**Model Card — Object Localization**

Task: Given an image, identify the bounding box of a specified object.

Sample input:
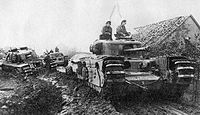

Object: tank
[65,36,196,99]
[49,52,68,66]
[90,39,162,92]
[89,39,196,99]
[2,47,43,77]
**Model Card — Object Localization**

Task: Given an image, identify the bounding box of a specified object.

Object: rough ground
[40,72,121,115]
[0,71,20,100]
[43,72,200,115]
[0,70,200,115]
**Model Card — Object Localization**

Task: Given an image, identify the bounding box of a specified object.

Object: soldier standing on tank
[116,20,131,39]
[100,21,112,40]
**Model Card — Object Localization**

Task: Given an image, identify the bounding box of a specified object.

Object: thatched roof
[132,16,188,46]
[132,15,200,59]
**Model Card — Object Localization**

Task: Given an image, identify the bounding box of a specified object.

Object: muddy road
[44,72,200,115]
[0,70,199,115]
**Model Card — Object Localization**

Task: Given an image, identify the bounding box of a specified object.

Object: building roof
[132,16,189,46]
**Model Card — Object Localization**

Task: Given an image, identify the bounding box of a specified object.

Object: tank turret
[90,39,146,58]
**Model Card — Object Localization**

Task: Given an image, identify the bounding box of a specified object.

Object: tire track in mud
[0,72,20,100]
[37,71,200,115]
[152,104,188,115]
[115,102,189,115]
[39,72,121,115]
[162,101,200,115]
[112,96,200,115]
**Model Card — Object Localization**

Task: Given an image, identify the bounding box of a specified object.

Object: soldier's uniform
[44,55,51,70]
[82,62,89,81]
[116,25,130,37]
[100,26,112,40]
[82,66,89,81]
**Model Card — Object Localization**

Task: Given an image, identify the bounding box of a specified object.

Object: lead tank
[90,39,162,93]
[90,39,196,99]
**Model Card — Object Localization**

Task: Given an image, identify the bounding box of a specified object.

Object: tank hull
[2,62,33,77]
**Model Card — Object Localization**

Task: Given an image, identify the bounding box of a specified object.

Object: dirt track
[40,72,121,115]
[43,72,200,115]
[0,72,20,100]
[0,71,200,115]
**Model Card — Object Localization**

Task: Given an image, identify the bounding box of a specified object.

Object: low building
[132,15,200,59]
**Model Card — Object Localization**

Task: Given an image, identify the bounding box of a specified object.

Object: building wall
[182,16,200,48]
[148,16,200,59]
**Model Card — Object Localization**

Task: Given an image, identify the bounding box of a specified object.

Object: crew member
[44,54,51,70]
[100,21,112,40]
[44,53,52,76]
[82,61,89,82]
[116,20,131,39]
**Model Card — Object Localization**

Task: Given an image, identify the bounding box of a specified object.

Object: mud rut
[41,71,200,115]
[0,70,200,115]
[113,100,199,114]
[108,91,200,115]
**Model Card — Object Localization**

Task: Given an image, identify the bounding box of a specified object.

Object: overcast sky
[0,0,200,54]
